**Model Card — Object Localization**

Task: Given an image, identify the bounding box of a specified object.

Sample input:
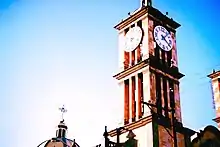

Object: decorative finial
[213,69,216,73]
[59,105,67,121]
[141,0,152,7]
[147,0,152,6]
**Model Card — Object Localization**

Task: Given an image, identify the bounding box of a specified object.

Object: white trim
[212,77,220,81]
[135,75,139,120]
[118,14,148,34]
[117,66,149,83]
[129,77,132,123]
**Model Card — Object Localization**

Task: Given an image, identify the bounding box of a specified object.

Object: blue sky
[0,0,220,147]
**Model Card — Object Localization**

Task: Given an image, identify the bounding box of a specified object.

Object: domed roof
[38,106,80,147]
[42,119,80,147]
[44,138,80,147]
[44,141,64,147]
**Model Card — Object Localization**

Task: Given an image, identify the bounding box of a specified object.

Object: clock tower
[106,0,188,147]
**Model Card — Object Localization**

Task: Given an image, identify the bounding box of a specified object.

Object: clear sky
[0,0,220,147]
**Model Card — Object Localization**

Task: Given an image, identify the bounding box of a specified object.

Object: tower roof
[114,6,180,31]
[208,70,220,79]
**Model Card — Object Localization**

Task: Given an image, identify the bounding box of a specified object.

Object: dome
[38,119,80,147]
[44,138,80,147]
[37,106,80,147]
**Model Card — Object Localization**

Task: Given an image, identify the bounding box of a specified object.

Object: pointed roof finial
[213,69,216,73]
[59,105,67,121]
[141,0,152,7]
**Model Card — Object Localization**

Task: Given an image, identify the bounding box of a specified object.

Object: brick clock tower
[107,1,189,147]
[208,70,220,128]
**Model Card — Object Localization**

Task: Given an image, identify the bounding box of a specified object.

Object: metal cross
[59,105,67,121]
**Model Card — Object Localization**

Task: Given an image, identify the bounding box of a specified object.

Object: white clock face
[124,26,143,52]
[153,25,173,51]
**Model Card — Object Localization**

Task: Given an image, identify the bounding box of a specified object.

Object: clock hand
[161,35,171,48]
[164,31,169,38]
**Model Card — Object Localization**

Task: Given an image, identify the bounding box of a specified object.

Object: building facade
[208,70,220,128]
[103,0,195,147]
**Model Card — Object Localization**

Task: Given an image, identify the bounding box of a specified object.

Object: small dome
[44,141,63,147]
[44,138,80,147]
[38,106,80,147]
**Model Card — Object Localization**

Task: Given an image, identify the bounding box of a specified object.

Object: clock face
[124,26,143,52]
[153,25,173,51]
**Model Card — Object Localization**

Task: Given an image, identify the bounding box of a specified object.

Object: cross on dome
[59,105,67,121]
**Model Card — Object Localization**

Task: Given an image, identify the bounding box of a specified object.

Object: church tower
[107,0,186,147]
[208,70,220,129]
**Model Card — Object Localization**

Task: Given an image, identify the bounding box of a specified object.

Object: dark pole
[116,127,125,147]
[170,88,177,147]
[116,128,120,145]
[103,126,109,147]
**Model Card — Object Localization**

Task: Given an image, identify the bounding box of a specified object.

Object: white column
[129,78,133,123]
[212,80,220,117]
[135,74,139,120]
[141,17,149,60]
[145,122,154,147]
[118,31,125,72]
[118,80,125,123]
[142,67,151,117]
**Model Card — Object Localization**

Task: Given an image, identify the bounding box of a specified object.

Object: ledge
[213,117,220,123]
[113,56,184,81]
[108,115,152,137]
[113,59,149,80]
[149,55,185,80]
[208,70,220,79]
